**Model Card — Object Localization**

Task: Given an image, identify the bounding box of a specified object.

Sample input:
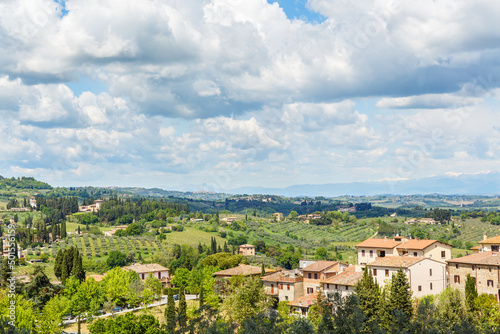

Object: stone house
[123,263,169,281]
[238,244,255,256]
[355,237,403,265]
[288,293,318,317]
[261,270,303,302]
[447,251,500,301]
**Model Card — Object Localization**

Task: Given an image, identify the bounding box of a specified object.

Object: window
[490,268,492,273]
[287,284,290,291]
[346,286,349,291]
[314,273,318,280]
[454,275,460,284]
[418,286,422,292]
[413,252,417,257]
[308,273,311,279]
[430,283,433,290]
[487,280,494,287]
[492,246,499,252]
[362,249,365,257]
[430,269,432,276]
[456,264,459,269]
[307,287,314,294]
[285,296,288,301]
[373,269,377,276]
[280,284,283,290]
[472,266,475,271]
[370,250,373,258]
[385,269,389,277]
[271,284,274,294]
[326,284,329,289]
[335,284,338,290]
[441,251,446,258]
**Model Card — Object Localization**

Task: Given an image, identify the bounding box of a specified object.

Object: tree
[261,262,265,277]
[389,267,413,319]
[354,266,380,321]
[165,289,176,333]
[24,265,61,309]
[142,274,162,306]
[72,249,85,281]
[465,273,478,313]
[315,247,328,260]
[102,267,138,306]
[220,277,272,325]
[199,281,205,307]
[171,268,191,288]
[0,258,11,287]
[106,250,127,268]
[178,286,187,328]
[435,287,466,330]
[286,317,315,334]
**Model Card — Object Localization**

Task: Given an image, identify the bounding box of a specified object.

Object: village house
[321,267,363,297]
[288,293,317,317]
[477,233,500,252]
[261,270,303,302]
[272,212,284,221]
[396,239,452,263]
[238,244,255,256]
[79,199,104,213]
[29,196,37,209]
[123,263,169,281]
[447,251,500,301]
[221,217,238,224]
[355,237,403,265]
[302,260,348,295]
[212,264,276,279]
[299,259,318,269]
[103,225,128,236]
[369,255,446,298]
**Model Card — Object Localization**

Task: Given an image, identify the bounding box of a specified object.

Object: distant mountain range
[227,172,500,197]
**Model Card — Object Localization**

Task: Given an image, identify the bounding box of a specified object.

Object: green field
[162,227,226,247]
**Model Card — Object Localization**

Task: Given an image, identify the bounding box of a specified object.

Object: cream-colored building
[369,255,446,298]
[355,237,403,265]
[396,239,452,263]
[238,244,255,256]
[302,260,348,295]
[321,267,363,297]
[261,270,303,302]
[478,234,500,252]
[123,263,170,281]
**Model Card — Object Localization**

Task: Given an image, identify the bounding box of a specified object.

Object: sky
[1,0,500,192]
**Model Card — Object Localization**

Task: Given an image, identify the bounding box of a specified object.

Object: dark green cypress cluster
[55,246,85,284]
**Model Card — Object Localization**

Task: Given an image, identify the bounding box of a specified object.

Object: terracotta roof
[369,255,425,268]
[123,263,169,274]
[87,275,104,282]
[470,246,482,250]
[239,244,255,248]
[447,252,500,265]
[355,238,401,249]
[302,260,338,272]
[261,270,303,283]
[321,270,363,286]
[479,235,500,245]
[213,264,276,277]
[396,239,442,250]
[288,293,318,308]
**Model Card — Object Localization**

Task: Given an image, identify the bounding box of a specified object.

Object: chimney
[384,236,387,241]
[484,232,488,241]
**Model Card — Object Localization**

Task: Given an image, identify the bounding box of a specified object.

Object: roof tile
[355,238,401,249]
[447,251,500,265]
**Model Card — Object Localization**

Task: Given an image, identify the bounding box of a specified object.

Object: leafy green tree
[38,294,69,334]
[106,250,127,268]
[315,247,328,260]
[389,267,413,319]
[24,265,61,309]
[127,278,144,307]
[187,269,203,296]
[102,267,138,306]
[465,273,478,313]
[0,316,30,334]
[286,317,315,334]
[220,277,272,325]
[89,312,162,334]
[0,290,36,332]
[435,287,466,330]
[0,258,11,287]
[475,293,500,331]
[142,274,162,306]
[171,267,191,288]
[354,266,380,321]
[199,281,205,307]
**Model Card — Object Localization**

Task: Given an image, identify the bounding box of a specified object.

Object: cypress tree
[198,243,203,254]
[178,286,187,328]
[261,262,265,277]
[165,289,176,333]
[389,267,413,319]
[72,250,85,281]
[199,282,204,307]
[378,286,391,330]
[54,249,63,278]
[60,221,67,239]
[1,258,11,287]
[354,266,380,321]
[465,274,477,313]
[223,242,229,253]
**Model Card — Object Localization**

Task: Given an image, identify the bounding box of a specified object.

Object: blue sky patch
[267,0,326,24]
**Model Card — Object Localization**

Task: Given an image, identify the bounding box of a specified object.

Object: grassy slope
[162,227,226,247]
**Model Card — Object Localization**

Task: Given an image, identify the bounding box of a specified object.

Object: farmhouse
[238,244,255,256]
[212,264,276,279]
[123,263,169,281]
